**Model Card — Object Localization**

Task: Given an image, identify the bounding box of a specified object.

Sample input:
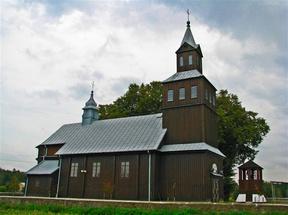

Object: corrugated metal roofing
[181,22,197,49]
[162,70,203,83]
[159,142,225,157]
[26,160,59,175]
[40,113,166,155]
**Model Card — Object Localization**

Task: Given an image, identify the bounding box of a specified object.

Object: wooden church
[25,18,225,201]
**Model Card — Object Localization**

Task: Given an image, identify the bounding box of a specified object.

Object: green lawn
[0,202,286,215]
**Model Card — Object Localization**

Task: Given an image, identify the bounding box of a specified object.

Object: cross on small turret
[186,9,190,21]
[91,81,95,92]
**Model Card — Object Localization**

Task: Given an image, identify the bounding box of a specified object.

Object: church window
[179,88,185,100]
[70,162,78,177]
[92,162,101,178]
[191,86,198,98]
[120,161,129,178]
[205,89,208,100]
[189,55,193,65]
[167,89,174,102]
[179,56,184,66]
[209,92,212,104]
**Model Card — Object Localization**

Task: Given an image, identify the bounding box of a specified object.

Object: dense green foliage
[217,90,270,200]
[99,82,162,119]
[0,168,26,192]
[263,181,288,198]
[0,202,286,215]
[98,82,270,200]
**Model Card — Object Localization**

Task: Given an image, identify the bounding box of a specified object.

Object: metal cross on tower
[91,81,95,92]
[186,9,190,21]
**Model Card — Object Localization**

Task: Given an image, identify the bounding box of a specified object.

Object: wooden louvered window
[120,161,129,178]
[70,162,78,177]
[92,162,101,178]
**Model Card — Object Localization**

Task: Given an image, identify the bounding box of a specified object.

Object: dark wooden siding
[67,157,85,198]
[58,152,152,200]
[203,152,224,200]
[159,152,205,201]
[47,144,63,156]
[163,106,204,144]
[162,77,217,147]
[176,46,202,73]
[27,172,58,197]
[159,151,223,201]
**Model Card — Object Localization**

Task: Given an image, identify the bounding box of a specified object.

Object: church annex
[25,19,225,201]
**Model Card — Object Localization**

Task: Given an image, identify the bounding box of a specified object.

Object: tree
[217,90,270,200]
[98,83,270,200]
[99,81,162,119]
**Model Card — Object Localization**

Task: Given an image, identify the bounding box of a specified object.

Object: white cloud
[0,1,287,182]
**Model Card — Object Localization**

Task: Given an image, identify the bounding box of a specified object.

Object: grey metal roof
[26,160,59,175]
[162,70,203,83]
[41,113,166,155]
[181,21,197,49]
[158,142,225,157]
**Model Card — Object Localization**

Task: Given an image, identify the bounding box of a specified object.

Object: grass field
[0,202,287,215]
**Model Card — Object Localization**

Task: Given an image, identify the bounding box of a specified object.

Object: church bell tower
[162,16,218,148]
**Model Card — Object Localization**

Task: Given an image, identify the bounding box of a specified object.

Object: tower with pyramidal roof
[162,18,217,148]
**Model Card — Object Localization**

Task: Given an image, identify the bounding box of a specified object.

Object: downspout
[148,151,151,201]
[24,177,29,196]
[44,145,47,160]
[56,156,62,198]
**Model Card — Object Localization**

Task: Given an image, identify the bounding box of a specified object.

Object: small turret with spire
[82,82,99,125]
[176,9,203,73]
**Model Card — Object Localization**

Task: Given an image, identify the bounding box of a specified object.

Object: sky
[0,0,287,182]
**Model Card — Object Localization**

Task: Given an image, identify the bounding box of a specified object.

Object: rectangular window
[179,56,183,66]
[70,162,78,177]
[92,162,101,178]
[120,161,129,178]
[191,86,197,98]
[205,89,208,100]
[212,95,216,106]
[167,89,174,102]
[35,180,40,187]
[209,92,212,104]
[189,55,193,65]
[253,170,258,180]
[179,88,185,100]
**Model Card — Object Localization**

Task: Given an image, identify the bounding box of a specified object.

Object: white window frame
[92,162,101,178]
[189,55,193,65]
[191,86,198,99]
[179,88,185,100]
[167,89,174,102]
[70,162,78,177]
[179,56,184,67]
[120,161,129,178]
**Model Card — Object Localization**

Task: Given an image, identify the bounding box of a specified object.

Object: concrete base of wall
[0,196,287,212]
